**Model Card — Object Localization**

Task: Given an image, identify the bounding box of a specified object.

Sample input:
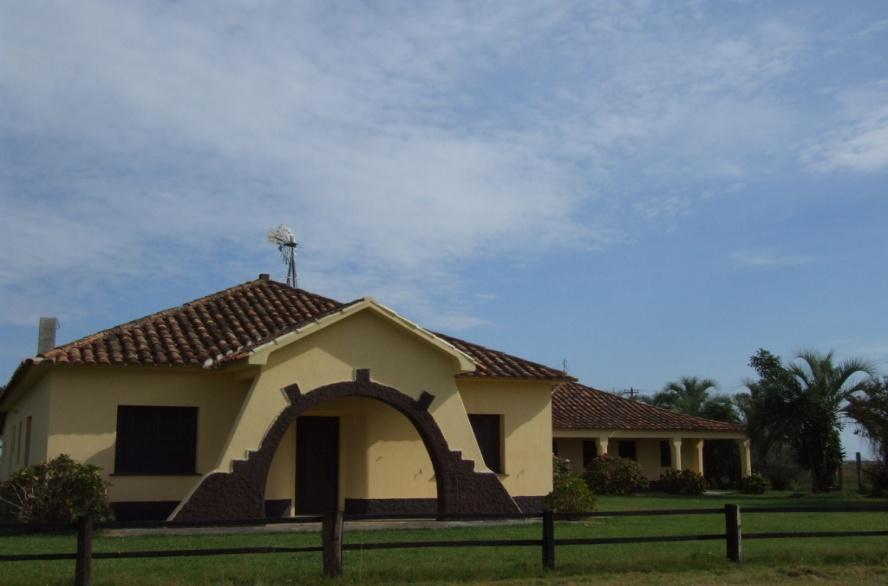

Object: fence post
[323,511,343,578]
[725,504,741,563]
[75,514,93,586]
[542,509,555,570]
[857,452,864,493]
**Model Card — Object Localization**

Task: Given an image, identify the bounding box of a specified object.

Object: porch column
[595,437,609,457]
[737,438,752,477]
[670,438,682,471]
[692,439,704,476]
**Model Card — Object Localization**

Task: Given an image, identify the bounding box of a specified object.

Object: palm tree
[845,377,888,465]
[651,376,721,418]
[786,351,876,492]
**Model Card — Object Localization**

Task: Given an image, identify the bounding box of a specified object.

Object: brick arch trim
[172,369,518,521]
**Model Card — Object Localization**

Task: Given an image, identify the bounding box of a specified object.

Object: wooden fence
[2,504,888,585]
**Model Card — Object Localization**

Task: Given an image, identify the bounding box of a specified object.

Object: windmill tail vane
[267,225,298,288]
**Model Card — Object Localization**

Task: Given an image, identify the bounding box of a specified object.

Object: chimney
[37,317,58,355]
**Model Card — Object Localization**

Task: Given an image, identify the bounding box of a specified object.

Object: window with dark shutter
[618,440,637,461]
[660,440,672,467]
[468,414,502,474]
[114,406,198,475]
[582,440,598,469]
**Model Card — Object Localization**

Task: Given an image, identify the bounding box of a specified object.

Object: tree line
[637,349,887,493]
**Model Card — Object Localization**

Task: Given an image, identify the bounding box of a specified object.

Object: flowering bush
[584,455,649,495]
[0,455,114,523]
[545,456,596,513]
[659,469,706,495]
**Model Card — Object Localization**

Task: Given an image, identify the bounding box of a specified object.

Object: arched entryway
[173,369,518,521]
[264,394,440,516]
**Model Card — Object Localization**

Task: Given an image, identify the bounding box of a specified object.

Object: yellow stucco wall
[457,379,554,497]
[555,437,583,472]
[266,422,296,509]
[44,367,248,502]
[215,307,488,483]
[0,371,52,480]
[635,439,664,480]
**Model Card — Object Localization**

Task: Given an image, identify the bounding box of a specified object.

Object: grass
[2,489,888,584]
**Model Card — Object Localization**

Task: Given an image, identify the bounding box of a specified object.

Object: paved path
[103,518,537,538]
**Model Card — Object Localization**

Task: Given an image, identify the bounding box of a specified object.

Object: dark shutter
[582,440,598,469]
[114,406,198,475]
[468,414,502,474]
[618,440,637,461]
[660,440,672,467]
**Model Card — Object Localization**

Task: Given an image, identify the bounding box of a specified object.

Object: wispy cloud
[805,81,888,173]
[858,18,888,39]
[0,1,879,333]
[730,250,819,268]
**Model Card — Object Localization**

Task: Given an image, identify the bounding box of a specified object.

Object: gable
[259,306,472,395]
[245,299,476,374]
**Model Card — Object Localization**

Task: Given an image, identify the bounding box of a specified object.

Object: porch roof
[553,382,745,433]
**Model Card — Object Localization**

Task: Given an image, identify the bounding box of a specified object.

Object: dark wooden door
[295,416,340,514]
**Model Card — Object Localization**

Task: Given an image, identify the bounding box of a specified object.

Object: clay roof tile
[37,278,567,381]
[553,382,745,433]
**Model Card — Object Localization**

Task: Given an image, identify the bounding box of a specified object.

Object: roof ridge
[43,278,343,360]
[261,278,345,309]
[41,278,263,357]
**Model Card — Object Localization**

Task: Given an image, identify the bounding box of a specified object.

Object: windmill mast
[284,239,297,288]
[267,225,299,288]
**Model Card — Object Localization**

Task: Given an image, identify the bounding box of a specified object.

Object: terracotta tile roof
[32,277,567,382]
[436,333,570,381]
[553,382,745,433]
[41,278,342,368]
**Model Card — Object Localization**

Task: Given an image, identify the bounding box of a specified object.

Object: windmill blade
[266,224,299,288]
[267,224,295,245]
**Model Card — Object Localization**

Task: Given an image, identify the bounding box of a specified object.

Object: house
[0,276,748,521]
[552,382,750,480]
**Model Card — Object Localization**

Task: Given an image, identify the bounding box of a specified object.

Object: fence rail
[2,504,888,585]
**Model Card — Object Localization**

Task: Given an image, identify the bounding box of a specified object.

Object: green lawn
[2,490,888,585]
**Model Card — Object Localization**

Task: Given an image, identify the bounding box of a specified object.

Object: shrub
[755,443,807,491]
[864,461,888,496]
[659,469,706,495]
[545,456,596,513]
[0,454,114,524]
[737,473,769,494]
[584,455,649,495]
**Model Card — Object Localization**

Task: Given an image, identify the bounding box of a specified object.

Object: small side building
[552,382,750,480]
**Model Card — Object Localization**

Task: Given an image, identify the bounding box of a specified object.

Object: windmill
[267,225,299,288]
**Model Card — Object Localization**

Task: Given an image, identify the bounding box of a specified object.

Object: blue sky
[2,1,887,456]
